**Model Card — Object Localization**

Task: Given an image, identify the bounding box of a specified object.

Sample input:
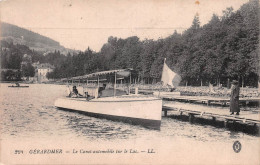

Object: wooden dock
[135,90,260,106]
[161,95,260,106]
[163,102,260,127]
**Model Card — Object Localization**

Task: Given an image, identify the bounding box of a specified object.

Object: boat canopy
[61,68,133,82]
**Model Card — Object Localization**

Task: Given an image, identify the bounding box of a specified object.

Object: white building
[33,62,54,83]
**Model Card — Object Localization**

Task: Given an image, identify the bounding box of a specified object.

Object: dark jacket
[230,84,240,112]
[73,88,79,95]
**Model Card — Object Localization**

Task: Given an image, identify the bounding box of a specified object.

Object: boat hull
[8,86,29,88]
[55,96,162,129]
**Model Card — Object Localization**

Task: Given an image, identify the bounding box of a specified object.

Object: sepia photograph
[0,0,259,164]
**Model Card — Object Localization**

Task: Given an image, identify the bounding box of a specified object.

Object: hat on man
[231,80,239,84]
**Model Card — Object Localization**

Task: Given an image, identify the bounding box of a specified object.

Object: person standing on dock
[230,80,240,115]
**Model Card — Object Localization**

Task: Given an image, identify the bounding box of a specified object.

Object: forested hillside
[1,0,259,86]
[1,22,75,54]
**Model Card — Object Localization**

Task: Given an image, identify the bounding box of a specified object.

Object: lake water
[0,83,259,164]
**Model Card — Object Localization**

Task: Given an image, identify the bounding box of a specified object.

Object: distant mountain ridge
[0,22,76,54]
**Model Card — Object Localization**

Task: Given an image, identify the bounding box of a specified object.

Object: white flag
[161,59,181,87]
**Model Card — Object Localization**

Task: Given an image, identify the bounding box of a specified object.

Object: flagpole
[159,58,167,98]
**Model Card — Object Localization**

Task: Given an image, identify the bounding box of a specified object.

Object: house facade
[32,62,54,83]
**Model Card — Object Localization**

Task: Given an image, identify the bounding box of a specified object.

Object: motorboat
[54,69,162,129]
[55,95,162,129]
[8,85,29,88]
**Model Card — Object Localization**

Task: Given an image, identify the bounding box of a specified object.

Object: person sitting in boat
[85,91,95,101]
[15,82,20,87]
[70,86,83,97]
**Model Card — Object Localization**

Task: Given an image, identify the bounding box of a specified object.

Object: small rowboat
[8,85,29,88]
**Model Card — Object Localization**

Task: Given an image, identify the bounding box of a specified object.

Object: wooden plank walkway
[135,90,260,106]
[163,102,260,125]
[161,95,260,106]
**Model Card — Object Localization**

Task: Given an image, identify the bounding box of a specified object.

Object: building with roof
[33,62,55,83]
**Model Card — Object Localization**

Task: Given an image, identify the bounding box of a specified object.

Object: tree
[191,14,200,30]
[222,7,234,20]
[21,63,35,79]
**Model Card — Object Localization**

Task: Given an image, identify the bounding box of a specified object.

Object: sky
[0,0,249,51]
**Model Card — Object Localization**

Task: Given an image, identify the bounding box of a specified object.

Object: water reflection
[0,83,258,143]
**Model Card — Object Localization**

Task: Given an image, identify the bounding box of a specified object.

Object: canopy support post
[97,76,99,87]
[130,73,131,84]
[129,72,131,94]
[114,72,117,97]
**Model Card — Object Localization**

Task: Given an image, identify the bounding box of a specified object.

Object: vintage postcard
[0,0,259,164]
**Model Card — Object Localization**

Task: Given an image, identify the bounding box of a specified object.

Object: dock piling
[212,117,216,122]
[189,113,194,123]
[224,120,229,128]
[164,110,168,117]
